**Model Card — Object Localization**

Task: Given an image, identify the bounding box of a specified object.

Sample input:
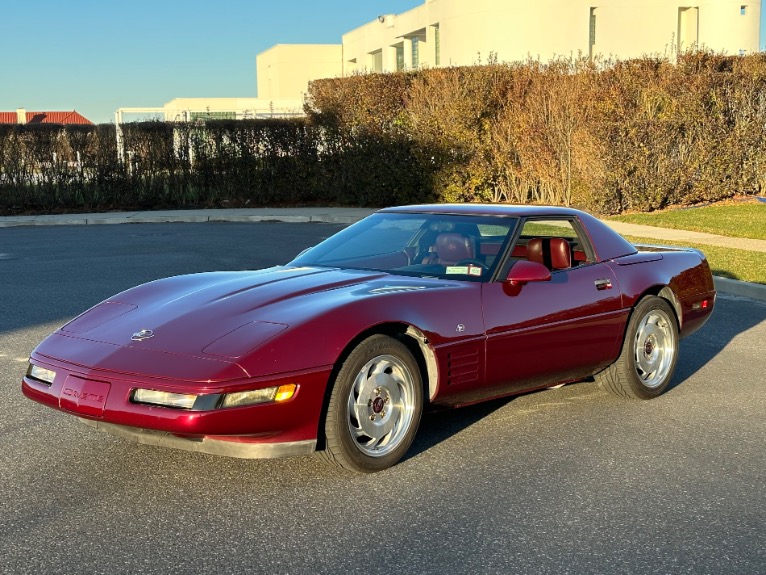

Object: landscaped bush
[2,51,766,215]
[308,52,766,213]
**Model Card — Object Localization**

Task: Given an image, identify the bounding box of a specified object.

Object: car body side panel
[607,250,716,337]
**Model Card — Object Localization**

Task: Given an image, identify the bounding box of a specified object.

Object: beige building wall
[699,1,761,55]
[255,0,759,99]
[341,0,761,75]
[589,1,760,58]
[256,44,343,101]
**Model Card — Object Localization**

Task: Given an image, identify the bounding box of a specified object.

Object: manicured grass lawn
[609,202,766,240]
[626,235,766,285]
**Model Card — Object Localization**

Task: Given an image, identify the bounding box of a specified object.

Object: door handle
[595,278,612,290]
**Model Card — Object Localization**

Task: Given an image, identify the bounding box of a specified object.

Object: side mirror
[505,261,551,285]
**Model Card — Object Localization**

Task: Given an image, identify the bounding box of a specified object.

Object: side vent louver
[447,347,479,386]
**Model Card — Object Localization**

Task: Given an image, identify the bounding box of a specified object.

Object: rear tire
[321,334,423,473]
[596,296,679,400]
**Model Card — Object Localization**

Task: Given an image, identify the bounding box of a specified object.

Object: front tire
[322,334,423,473]
[596,296,679,400]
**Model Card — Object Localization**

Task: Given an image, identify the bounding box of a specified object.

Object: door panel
[482,263,626,392]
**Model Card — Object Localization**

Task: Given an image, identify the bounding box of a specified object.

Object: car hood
[57,266,387,356]
[35,266,473,381]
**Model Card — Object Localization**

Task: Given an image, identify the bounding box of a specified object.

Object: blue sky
[1,0,764,124]
[0,0,418,123]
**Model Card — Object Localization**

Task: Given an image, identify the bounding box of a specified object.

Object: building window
[370,50,383,72]
[740,5,747,15]
[678,7,699,53]
[395,43,405,71]
[412,37,420,68]
[589,8,596,57]
[434,25,440,65]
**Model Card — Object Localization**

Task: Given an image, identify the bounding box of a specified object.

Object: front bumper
[22,353,332,458]
[80,419,317,459]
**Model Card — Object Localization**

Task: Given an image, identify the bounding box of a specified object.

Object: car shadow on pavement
[667,294,766,393]
[405,397,514,461]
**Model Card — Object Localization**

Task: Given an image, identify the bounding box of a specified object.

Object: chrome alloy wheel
[633,308,676,389]
[346,354,417,457]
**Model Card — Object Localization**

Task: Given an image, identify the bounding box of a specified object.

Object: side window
[475,223,514,269]
[514,219,593,270]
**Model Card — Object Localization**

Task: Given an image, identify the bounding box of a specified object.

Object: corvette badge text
[61,388,105,403]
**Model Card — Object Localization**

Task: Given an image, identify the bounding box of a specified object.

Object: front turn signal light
[274,384,297,402]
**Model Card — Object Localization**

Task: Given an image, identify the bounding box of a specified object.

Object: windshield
[290,212,518,281]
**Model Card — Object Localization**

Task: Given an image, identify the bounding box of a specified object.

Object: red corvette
[23,205,715,472]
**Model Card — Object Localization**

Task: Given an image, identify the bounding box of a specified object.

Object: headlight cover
[131,384,297,410]
[133,388,198,410]
[27,363,57,385]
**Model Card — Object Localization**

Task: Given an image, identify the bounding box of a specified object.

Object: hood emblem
[131,329,155,341]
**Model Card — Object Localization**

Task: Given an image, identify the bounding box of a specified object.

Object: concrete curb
[713,276,766,303]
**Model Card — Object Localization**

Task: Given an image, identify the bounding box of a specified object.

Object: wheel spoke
[636,352,654,377]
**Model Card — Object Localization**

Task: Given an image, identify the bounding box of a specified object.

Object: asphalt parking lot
[1,222,764,575]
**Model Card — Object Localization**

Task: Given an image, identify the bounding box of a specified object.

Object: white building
[259,0,760,99]
[160,97,304,120]
[256,45,343,101]
[115,97,305,129]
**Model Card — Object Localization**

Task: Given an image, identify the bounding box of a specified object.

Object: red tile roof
[0,110,94,125]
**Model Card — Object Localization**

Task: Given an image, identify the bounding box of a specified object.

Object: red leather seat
[425,233,476,265]
[526,238,572,270]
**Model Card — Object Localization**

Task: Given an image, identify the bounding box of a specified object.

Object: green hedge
[307,52,766,213]
[2,51,766,215]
